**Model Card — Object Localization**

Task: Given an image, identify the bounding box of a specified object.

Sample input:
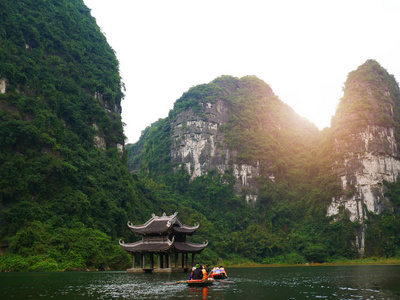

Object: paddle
[163,280,187,285]
[219,280,234,283]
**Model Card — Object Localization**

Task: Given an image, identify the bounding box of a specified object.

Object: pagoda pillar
[141,253,145,268]
[181,253,184,268]
[185,253,188,268]
[175,253,178,269]
[168,253,171,268]
[150,254,154,269]
[132,254,136,268]
[158,253,162,269]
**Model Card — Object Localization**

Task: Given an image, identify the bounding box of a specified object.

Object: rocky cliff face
[169,80,260,200]
[327,60,400,254]
[94,91,124,152]
[129,75,317,201]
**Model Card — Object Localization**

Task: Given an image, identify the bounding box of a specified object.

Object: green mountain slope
[0,0,152,271]
[1,1,399,270]
[332,59,400,136]
[328,60,400,257]
[127,75,359,264]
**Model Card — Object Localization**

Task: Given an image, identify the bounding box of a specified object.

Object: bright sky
[83,0,400,144]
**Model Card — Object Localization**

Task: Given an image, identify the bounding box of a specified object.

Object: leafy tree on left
[0,0,152,271]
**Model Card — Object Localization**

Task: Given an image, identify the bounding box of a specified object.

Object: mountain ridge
[1,0,399,271]
[128,59,400,260]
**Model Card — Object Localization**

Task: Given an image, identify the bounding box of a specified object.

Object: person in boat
[189,266,196,280]
[201,265,208,279]
[205,264,210,273]
[210,267,219,278]
[192,264,204,280]
[219,266,228,278]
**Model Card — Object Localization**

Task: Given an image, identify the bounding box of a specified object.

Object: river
[1,265,400,299]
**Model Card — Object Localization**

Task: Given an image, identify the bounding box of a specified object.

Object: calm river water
[1,265,400,299]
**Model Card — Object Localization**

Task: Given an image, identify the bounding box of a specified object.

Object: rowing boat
[212,273,227,280]
[187,278,214,287]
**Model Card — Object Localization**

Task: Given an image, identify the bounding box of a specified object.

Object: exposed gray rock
[93,92,124,151]
[170,99,260,199]
[0,78,6,94]
[327,60,400,255]
[328,125,400,254]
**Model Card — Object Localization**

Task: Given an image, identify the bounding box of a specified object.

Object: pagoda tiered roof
[127,212,199,235]
[173,241,208,253]
[119,238,174,252]
[119,238,208,253]
[120,212,208,254]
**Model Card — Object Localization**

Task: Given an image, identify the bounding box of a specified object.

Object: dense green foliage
[127,75,368,265]
[0,0,152,271]
[2,1,400,271]
[365,180,400,258]
[332,60,400,138]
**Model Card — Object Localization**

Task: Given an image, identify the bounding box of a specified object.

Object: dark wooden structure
[119,212,208,273]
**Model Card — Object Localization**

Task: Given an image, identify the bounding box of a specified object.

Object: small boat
[187,278,214,287]
[212,273,227,280]
[210,267,228,280]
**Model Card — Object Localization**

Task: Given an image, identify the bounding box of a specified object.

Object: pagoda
[119,212,208,273]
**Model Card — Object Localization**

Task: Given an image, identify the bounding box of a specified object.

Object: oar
[220,280,234,283]
[163,280,187,285]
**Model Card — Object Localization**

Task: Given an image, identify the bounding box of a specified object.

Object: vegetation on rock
[128,72,389,265]
[1,0,400,271]
[0,0,151,271]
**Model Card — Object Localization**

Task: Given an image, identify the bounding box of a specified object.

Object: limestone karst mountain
[128,75,320,201]
[327,60,400,254]
[1,0,399,271]
[128,60,400,258]
[0,0,152,271]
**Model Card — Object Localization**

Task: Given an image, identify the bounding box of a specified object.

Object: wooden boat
[212,273,227,280]
[187,278,214,287]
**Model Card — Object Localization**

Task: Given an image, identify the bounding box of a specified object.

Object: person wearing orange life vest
[201,265,208,279]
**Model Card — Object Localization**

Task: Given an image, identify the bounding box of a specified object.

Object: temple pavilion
[119,212,208,273]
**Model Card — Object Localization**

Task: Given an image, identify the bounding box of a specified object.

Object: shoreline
[224,258,400,268]
[2,257,400,272]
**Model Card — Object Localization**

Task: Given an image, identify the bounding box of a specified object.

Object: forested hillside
[1,0,399,272]
[0,0,154,271]
[127,75,366,265]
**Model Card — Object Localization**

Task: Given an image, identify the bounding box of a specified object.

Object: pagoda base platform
[126,268,145,273]
[127,268,190,273]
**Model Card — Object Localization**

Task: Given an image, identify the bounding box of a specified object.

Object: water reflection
[1,266,400,299]
[232,265,400,299]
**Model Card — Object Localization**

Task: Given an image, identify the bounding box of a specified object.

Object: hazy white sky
[83,0,400,144]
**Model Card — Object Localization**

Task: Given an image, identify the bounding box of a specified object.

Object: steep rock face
[328,126,400,220]
[93,91,124,151]
[327,60,400,254]
[169,86,260,199]
[128,75,319,201]
[0,78,6,94]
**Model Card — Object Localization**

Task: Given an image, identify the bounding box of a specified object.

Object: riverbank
[2,254,400,272]
[224,257,400,268]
